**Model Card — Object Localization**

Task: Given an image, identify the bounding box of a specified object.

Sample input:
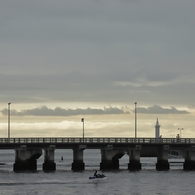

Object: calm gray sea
[0,149,194,195]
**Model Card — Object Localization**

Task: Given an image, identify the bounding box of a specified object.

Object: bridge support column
[100,145,124,170]
[128,145,142,171]
[71,145,86,171]
[156,145,170,171]
[183,147,195,170]
[43,145,56,171]
[13,145,42,172]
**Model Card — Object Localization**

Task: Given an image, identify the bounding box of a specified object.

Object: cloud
[137,105,189,114]
[1,106,128,117]
[1,104,189,117]
[0,0,195,116]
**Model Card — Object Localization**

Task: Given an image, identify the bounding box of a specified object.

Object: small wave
[0,180,75,186]
[38,178,72,183]
[0,182,32,186]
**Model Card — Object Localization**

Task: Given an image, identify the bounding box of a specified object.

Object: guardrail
[0,138,195,144]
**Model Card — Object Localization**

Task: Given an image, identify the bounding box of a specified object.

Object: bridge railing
[0,138,195,144]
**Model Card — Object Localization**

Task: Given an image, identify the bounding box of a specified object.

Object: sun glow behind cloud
[0,120,133,138]
[0,104,193,138]
[0,110,194,138]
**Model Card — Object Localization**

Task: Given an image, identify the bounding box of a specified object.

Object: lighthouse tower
[155,118,160,138]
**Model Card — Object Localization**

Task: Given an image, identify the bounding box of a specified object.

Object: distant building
[155,118,160,138]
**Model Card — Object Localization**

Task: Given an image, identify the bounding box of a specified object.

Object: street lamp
[178,128,184,138]
[8,102,11,139]
[81,118,84,142]
[134,102,137,139]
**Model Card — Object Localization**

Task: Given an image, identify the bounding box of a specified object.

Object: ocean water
[0,149,194,195]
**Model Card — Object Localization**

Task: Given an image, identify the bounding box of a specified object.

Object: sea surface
[0,149,194,195]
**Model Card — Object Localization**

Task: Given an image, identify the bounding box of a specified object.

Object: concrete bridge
[1,137,195,171]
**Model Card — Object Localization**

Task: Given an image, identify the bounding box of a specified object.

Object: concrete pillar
[156,145,170,171]
[128,145,142,171]
[100,145,124,170]
[43,145,56,171]
[71,145,86,171]
[13,145,42,172]
[183,147,195,170]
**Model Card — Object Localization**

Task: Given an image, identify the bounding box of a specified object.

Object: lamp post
[8,102,11,139]
[134,102,137,139]
[81,118,84,142]
[178,128,184,138]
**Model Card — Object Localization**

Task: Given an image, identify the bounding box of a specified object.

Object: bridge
[0,137,195,172]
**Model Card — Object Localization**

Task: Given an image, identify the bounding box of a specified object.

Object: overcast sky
[0,0,195,138]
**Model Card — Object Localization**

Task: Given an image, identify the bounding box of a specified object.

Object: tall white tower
[155,118,160,138]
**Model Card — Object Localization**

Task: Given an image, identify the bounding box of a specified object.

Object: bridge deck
[0,138,194,149]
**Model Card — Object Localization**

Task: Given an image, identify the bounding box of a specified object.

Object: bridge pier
[100,145,124,170]
[183,147,195,170]
[71,145,86,171]
[13,145,42,172]
[156,145,170,171]
[128,145,142,171]
[43,145,56,171]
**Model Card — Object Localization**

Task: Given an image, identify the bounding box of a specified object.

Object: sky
[0,0,195,138]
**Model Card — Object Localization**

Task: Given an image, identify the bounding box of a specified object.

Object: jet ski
[89,174,108,179]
